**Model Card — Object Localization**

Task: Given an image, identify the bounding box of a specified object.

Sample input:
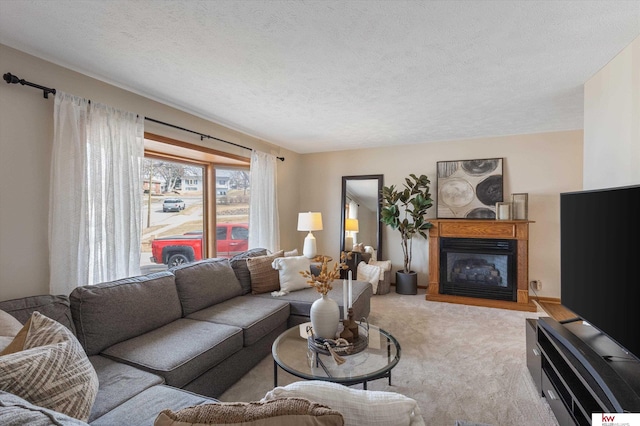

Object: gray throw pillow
[230,248,268,294]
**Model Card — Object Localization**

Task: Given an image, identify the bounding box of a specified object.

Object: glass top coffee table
[272,322,400,390]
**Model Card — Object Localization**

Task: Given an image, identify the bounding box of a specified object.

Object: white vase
[310,294,340,340]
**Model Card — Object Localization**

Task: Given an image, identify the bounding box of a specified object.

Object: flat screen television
[560,184,640,361]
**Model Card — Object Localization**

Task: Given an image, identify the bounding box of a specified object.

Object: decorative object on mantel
[495,201,511,220]
[301,253,349,339]
[436,158,504,219]
[511,193,528,220]
[381,174,433,295]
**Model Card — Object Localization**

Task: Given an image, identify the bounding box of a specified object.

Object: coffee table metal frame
[272,322,400,390]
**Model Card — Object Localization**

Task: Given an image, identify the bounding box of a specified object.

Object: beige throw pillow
[0,309,23,353]
[247,250,284,294]
[155,397,344,426]
[0,312,99,422]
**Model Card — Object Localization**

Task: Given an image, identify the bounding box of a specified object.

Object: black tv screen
[560,185,640,361]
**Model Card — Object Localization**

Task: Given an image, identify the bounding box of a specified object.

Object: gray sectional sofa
[0,251,373,425]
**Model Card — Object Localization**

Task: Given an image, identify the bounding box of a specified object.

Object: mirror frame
[340,174,384,260]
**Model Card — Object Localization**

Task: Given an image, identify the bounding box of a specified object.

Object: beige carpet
[220,288,559,426]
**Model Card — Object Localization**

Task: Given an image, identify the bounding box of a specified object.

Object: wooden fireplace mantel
[426,219,537,312]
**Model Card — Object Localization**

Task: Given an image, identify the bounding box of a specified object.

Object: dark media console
[526,317,640,426]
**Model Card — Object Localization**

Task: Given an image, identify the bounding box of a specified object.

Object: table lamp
[297,212,323,258]
[344,218,359,251]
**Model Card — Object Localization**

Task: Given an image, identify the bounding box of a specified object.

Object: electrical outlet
[530,280,542,291]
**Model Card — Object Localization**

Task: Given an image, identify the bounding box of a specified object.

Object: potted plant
[380,174,433,294]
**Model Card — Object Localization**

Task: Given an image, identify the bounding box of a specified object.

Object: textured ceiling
[0,1,638,154]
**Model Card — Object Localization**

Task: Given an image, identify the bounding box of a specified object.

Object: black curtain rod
[3,72,284,162]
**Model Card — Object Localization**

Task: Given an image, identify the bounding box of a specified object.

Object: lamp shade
[345,218,359,232]
[297,212,323,232]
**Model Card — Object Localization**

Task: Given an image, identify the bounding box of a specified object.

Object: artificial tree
[380,174,433,293]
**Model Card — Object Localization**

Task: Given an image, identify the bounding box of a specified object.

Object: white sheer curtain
[49,91,144,294]
[248,150,280,252]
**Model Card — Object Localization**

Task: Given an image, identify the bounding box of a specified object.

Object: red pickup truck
[150,223,249,267]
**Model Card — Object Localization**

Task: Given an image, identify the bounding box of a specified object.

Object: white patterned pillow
[0,312,99,422]
[263,381,425,426]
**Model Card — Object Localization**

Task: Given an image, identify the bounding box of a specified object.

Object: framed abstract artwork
[436,158,504,219]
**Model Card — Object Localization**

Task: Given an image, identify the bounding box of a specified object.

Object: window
[215,167,250,257]
[141,134,250,272]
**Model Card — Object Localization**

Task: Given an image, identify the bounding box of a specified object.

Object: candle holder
[347,308,359,340]
[339,318,354,343]
[511,193,528,220]
[495,202,511,220]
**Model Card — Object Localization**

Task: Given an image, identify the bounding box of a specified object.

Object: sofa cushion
[172,258,243,316]
[101,318,243,388]
[230,248,269,294]
[0,390,89,426]
[263,381,424,426]
[87,355,164,422]
[0,294,75,334]
[155,398,344,426]
[70,271,182,356]
[187,296,290,346]
[0,312,99,422]
[90,384,215,426]
[247,250,285,294]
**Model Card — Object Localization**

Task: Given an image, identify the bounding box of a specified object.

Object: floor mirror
[340,175,383,260]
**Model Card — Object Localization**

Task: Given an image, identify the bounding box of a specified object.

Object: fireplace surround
[427,219,536,311]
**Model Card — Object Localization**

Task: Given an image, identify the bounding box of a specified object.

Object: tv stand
[526,317,640,425]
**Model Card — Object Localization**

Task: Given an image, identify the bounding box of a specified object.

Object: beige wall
[0,43,589,302]
[0,44,300,300]
[298,131,584,299]
[584,35,640,189]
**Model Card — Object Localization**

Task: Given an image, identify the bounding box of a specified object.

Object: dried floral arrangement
[300,252,351,295]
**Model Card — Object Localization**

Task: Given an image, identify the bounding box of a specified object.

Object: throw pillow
[0,309,23,353]
[352,243,364,252]
[263,381,425,426]
[284,248,299,257]
[271,256,312,296]
[247,250,284,294]
[0,316,30,355]
[0,312,99,422]
[155,397,344,426]
[230,248,269,294]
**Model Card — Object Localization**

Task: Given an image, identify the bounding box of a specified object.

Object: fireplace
[440,238,517,301]
[426,219,536,312]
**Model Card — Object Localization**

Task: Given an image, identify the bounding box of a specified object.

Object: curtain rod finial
[3,72,20,84]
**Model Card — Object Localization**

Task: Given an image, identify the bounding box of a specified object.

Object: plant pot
[310,294,340,339]
[395,271,417,295]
